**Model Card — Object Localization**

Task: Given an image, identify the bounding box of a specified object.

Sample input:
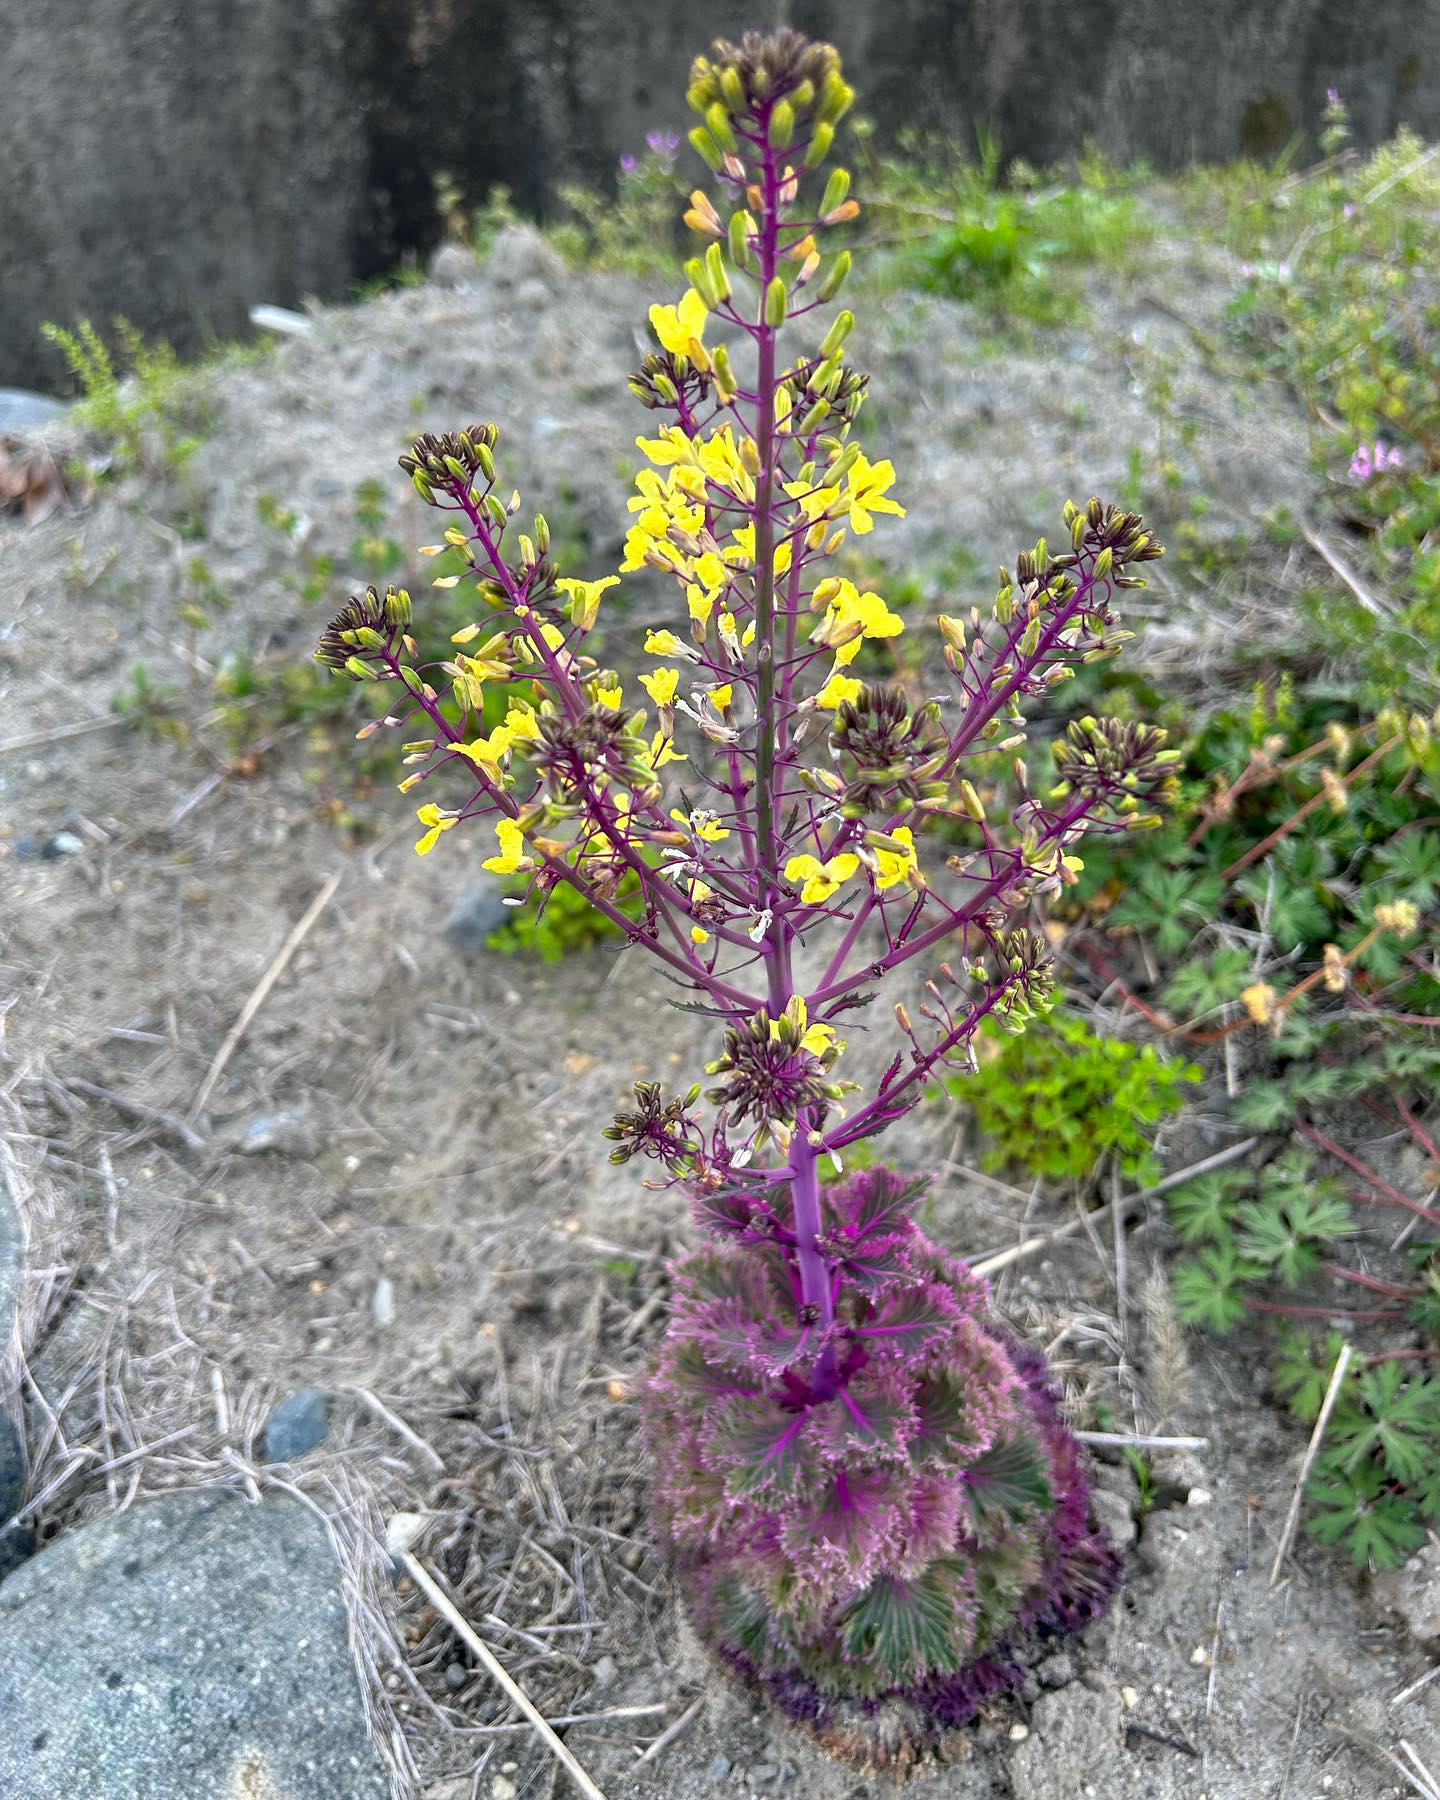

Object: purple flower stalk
[320,27,1171,1758]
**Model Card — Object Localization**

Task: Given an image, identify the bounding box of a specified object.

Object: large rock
[0,1489,388,1798]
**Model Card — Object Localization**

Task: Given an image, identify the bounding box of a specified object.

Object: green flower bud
[820,309,854,358]
[344,655,378,682]
[688,126,724,172]
[820,168,851,217]
[816,249,851,302]
[704,241,732,302]
[728,210,754,267]
[806,120,835,167]
[705,102,738,154]
[685,256,719,308]
[719,66,746,114]
[764,276,788,328]
[769,99,794,148]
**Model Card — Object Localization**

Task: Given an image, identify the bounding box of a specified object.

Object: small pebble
[444,1662,467,1691]
[1190,1645,1209,1665]
[706,1752,732,1783]
[491,1779,516,1800]
[1121,1685,1139,1709]
[373,1277,396,1327]
[752,1764,779,1784]
[1008,1723,1030,1742]
[1036,1651,1076,1688]
[1187,1487,1213,1507]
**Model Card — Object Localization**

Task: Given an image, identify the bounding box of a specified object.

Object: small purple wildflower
[619,153,638,177]
[646,128,681,162]
[1350,440,1405,483]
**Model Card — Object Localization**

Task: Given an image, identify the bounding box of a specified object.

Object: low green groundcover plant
[958,1008,1200,1188]
[320,30,1174,1763]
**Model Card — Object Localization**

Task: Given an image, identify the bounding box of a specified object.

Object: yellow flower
[481,817,530,875]
[452,726,514,777]
[811,578,904,650]
[557,575,620,631]
[709,684,733,711]
[844,453,906,535]
[648,289,709,362]
[503,702,542,744]
[1241,982,1277,1026]
[539,623,567,651]
[640,667,680,706]
[644,628,698,660]
[801,1020,837,1056]
[450,622,482,644]
[672,808,730,842]
[687,582,717,626]
[815,668,864,711]
[873,826,919,891]
[690,925,711,945]
[415,803,457,856]
[784,851,859,904]
[595,682,624,709]
[647,730,687,770]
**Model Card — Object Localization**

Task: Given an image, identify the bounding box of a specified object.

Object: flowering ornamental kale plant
[319,28,1174,1764]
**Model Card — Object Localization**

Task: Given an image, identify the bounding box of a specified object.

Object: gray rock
[707,1751,732,1783]
[0,1489,388,1796]
[1007,1679,1124,1800]
[1375,1541,1440,1643]
[428,241,479,290]
[0,1416,34,1579]
[1036,1650,1076,1688]
[42,831,86,859]
[0,389,67,433]
[231,1107,321,1158]
[1089,1485,1138,1550]
[484,226,566,295]
[752,1764,779,1783]
[263,1388,330,1463]
[442,878,511,954]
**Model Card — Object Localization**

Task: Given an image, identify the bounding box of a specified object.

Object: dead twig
[1074,1430,1209,1451]
[391,1530,609,1800]
[64,1078,206,1152]
[1269,1340,1354,1587]
[973,1138,1259,1279]
[1301,525,1393,620]
[633,1694,705,1765]
[187,873,340,1121]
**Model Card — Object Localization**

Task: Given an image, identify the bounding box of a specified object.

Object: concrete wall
[4,0,1439,389]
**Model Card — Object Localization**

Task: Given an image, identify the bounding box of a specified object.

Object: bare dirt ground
[2,232,1437,1797]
